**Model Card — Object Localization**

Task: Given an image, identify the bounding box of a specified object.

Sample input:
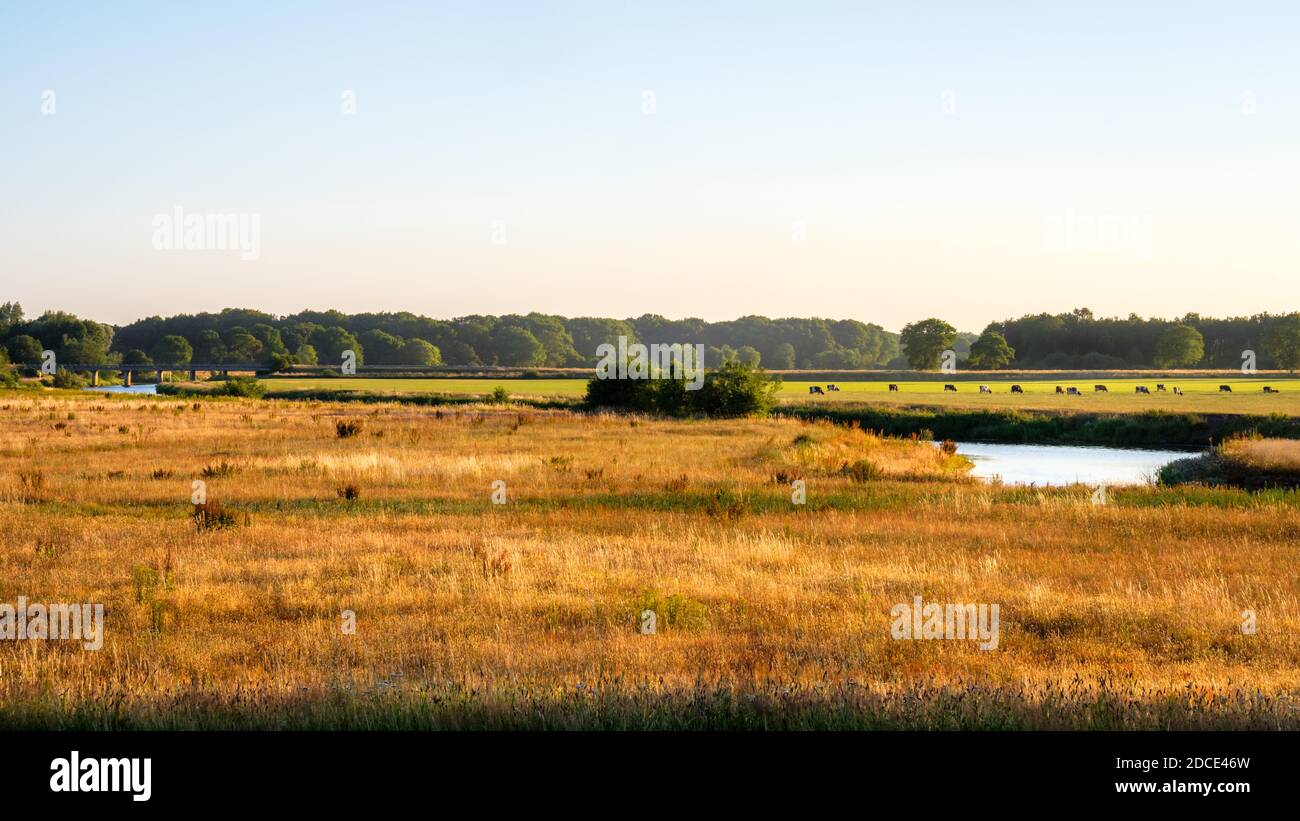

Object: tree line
[902,308,1300,371]
[2,301,1299,372]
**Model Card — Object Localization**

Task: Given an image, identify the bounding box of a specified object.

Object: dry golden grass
[1,391,1299,728]
[1219,437,1300,471]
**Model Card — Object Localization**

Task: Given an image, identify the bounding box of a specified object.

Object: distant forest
[1,302,1298,371]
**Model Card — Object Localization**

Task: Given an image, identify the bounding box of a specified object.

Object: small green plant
[706,488,748,522]
[132,564,160,603]
[632,590,710,633]
[489,385,511,404]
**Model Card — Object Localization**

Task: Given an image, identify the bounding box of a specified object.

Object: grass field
[3,390,1299,729]
[261,375,1300,415]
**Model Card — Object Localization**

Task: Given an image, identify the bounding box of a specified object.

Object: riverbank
[1160,437,1300,490]
[782,402,1300,447]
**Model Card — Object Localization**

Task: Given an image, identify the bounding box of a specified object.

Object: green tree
[6,334,43,364]
[770,342,796,369]
[224,331,263,362]
[0,301,22,336]
[313,327,363,365]
[400,338,442,367]
[193,330,227,363]
[151,334,193,365]
[1262,315,1300,372]
[359,329,406,365]
[692,361,781,417]
[735,345,761,367]
[293,344,319,365]
[967,330,1016,370]
[899,318,957,370]
[492,326,546,366]
[566,317,637,365]
[122,349,153,366]
[1154,324,1204,368]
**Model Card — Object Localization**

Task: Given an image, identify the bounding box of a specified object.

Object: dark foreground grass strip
[3,680,1296,730]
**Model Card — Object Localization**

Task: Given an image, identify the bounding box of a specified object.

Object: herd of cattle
[806,383,1281,395]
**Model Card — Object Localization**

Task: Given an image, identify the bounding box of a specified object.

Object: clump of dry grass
[335,419,363,439]
[336,483,361,501]
[1220,435,1300,471]
[192,500,239,531]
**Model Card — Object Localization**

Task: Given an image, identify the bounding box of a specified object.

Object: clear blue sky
[2,1,1298,330]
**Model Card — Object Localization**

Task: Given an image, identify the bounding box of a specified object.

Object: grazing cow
[1173,387,1183,395]
[1055,386,1064,394]
[1264,386,1279,393]
[1011,385,1024,393]
[1135,386,1150,394]
[1156,384,1166,391]
[808,386,825,395]
[1219,385,1233,393]
[1094,385,1108,392]
[888,384,899,392]
[944,384,957,392]
[827,384,840,391]
[1066,387,1081,395]
[979,385,991,394]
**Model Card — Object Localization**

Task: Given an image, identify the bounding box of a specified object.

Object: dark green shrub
[218,376,267,398]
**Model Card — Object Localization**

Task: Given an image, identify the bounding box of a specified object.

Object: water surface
[91,384,158,394]
[946,441,1191,486]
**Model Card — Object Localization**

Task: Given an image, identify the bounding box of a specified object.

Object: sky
[1,1,1298,332]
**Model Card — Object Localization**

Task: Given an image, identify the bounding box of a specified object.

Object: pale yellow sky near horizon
[6,164,1297,332]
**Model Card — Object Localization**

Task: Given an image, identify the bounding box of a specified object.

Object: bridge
[21,363,266,387]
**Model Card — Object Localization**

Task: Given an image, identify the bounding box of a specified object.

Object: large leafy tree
[491,325,546,366]
[899,318,958,370]
[566,317,637,365]
[152,334,193,365]
[1262,315,1300,372]
[359,329,406,365]
[312,327,363,365]
[1154,324,1204,368]
[400,338,442,367]
[6,334,43,364]
[967,330,1016,370]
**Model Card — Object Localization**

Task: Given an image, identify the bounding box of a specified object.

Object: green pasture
[258,375,1300,414]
